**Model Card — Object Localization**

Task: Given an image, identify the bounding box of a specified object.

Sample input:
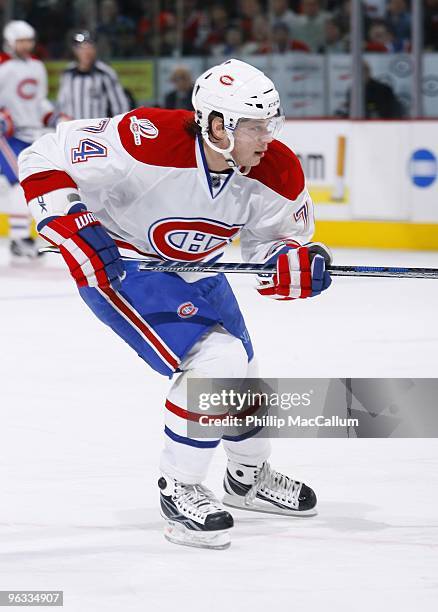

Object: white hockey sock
[221,357,271,467]
[222,434,271,468]
[160,325,249,484]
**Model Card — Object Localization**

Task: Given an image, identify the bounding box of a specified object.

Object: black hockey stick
[39,246,438,279]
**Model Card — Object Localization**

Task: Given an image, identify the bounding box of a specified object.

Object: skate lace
[175,484,223,519]
[245,462,302,506]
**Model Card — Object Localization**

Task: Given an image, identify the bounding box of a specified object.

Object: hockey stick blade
[38,247,438,279]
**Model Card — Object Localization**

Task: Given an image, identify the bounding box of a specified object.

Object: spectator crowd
[1,0,436,60]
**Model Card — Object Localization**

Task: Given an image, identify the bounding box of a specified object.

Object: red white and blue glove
[38,203,125,290]
[0,107,14,138]
[256,241,332,301]
[43,110,72,128]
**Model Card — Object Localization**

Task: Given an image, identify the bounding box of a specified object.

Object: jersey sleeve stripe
[21,170,78,202]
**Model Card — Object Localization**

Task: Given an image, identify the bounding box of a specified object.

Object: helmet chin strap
[201,129,251,177]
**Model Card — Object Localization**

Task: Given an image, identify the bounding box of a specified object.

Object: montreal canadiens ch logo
[219,74,234,86]
[177,302,198,319]
[130,116,159,145]
[17,78,38,100]
[149,218,242,261]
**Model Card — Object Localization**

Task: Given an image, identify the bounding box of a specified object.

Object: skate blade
[223,493,317,517]
[163,520,231,550]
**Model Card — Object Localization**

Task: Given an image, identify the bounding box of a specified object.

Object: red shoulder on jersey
[0,52,12,65]
[117,107,197,168]
[248,139,305,201]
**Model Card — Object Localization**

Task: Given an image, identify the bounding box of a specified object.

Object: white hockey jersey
[0,52,53,143]
[18,107,314,265]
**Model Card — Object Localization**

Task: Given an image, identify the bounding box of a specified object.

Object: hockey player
[0,20,68,260]
[18,59,332,549]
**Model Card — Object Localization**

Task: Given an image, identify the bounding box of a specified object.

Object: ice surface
[1,240,438,612]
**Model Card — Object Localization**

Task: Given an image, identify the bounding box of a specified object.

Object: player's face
[232,117,282,167]
[14,38,35,58]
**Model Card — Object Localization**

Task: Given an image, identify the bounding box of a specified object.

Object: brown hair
[184,111,224,141]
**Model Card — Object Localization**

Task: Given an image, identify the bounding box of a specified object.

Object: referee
[56,31,130,119]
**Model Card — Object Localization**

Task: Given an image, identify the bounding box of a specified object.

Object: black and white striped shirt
[57,60,130,119]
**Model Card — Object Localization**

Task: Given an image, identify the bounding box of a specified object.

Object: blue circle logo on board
[409,149,437,188]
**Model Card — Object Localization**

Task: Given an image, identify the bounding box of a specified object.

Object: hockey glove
[38,203,125,290]
[257,242,332,301]
[43,110,72,128]
[0,107,14,138]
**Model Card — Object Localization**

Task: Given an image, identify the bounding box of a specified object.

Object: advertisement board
[46,60,154,105]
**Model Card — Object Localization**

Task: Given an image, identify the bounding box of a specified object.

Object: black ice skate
[10,238,43,263]
[223,460,317,516]
[159,475,234,550]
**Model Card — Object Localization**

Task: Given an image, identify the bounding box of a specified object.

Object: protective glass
[234,114,285,143]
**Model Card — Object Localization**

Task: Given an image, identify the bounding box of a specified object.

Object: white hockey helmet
[192,59,283,173]
[3,20,35,54]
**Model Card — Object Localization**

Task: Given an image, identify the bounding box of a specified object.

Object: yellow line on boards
[308,186,349,204]
[0,214,9,236]
[313,221,438,250]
